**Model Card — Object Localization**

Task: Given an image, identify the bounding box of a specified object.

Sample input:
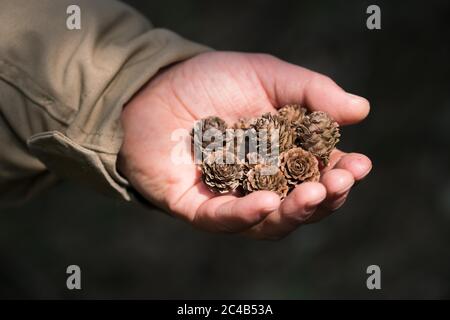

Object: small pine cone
[191,116,228,151]
[296,111,340,165]
[280,147,320,185]
[278,104,308,126]
[245,152,280,170]
[245,152,260,168]
[278,121,297,153]
[201,150,244,194]
[243,164,289,199]
[252,113,296,154]
[251,113,277,154]
[227,122,258,161]
[252,112,278,133]
[233,118,256,130]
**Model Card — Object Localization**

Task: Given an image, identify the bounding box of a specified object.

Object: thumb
[248,53,370,125]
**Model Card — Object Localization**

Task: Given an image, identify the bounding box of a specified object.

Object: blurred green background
[1,0,450,299]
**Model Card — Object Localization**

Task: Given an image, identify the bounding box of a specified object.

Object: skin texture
[118,52,372,240]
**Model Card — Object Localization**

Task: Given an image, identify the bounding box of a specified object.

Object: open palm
[118,52,372,239]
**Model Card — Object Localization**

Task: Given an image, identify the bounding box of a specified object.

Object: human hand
[118,52,372,239]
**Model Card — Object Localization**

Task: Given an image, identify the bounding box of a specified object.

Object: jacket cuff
[28,31,210,201]
[28,131,131,200]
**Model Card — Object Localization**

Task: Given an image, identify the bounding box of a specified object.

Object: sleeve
[0,0,210,205]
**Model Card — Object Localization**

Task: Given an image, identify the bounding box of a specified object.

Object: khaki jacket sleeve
[0,0,210,204]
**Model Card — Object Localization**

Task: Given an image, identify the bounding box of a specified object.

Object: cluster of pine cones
[191,104,340,199]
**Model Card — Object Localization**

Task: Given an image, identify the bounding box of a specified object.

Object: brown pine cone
[201,150,244,194]
[233,118,256,130]
[280,147,320,185]
[278,121,297,153]
[191,116,228,151]
[278,104,308,125]
[296,111,340,165]
[243,164,289,199]
[245,152,280,171]
[252,113,297,154]
[228,121,258,161]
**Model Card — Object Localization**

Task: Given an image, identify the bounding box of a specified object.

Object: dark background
[1,0,450,299]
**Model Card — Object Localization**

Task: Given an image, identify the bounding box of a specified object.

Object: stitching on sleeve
[0,59,75,125]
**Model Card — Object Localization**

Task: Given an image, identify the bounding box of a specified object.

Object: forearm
[0,0,209,204]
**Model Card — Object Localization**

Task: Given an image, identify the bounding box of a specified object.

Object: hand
[118,52,372,240]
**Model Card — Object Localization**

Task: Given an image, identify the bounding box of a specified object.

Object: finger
[194,191,280,233]
[320,149,347,174]
[320,168,354,209]
[305,192,350,224]
[250,54,370,125]
[321,149,372,179]
[334,153,372,180]
[244,182,326,240]
[305,168,354,224]
[306,154,372,224]
[303,74,370,125]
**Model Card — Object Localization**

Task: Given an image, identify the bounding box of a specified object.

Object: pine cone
[245,152,280,170]
[278,120,297,153]
[201,150,244,194]
[191,116,228,151]
[252,113,297,154]
[228,119,258,161]
[280,147,320,185]
[278,104,308,125]
[296,111,340,165]
[233,118,256,130]
[243,164,289,199]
